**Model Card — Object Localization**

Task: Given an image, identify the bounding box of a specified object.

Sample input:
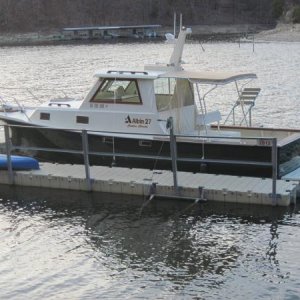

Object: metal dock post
[271,138,278,205]
[81,130,92,191]
[4,125,14,185]
[167,117,179,193]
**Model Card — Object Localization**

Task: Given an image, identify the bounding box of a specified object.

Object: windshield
[91,78,142,104]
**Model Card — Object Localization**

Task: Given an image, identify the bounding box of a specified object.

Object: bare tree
[0,0,276,33]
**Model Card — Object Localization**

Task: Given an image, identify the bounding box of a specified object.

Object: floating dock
[0,127,299,206]
[0,162,297,206]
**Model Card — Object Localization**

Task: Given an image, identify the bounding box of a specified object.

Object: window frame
[90,78,143,105]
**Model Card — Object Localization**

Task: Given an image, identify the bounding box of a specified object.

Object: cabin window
[40,112,50,120]
[154,78,175,112]
[91,78,142,104]
[76,116,89,124]
[154,77,176,95]
[154,78,194,112]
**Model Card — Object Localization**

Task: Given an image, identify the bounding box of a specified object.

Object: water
[0,186,300,299]
[1,41,300,299]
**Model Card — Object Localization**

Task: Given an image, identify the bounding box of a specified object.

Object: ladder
[224,87,261,126]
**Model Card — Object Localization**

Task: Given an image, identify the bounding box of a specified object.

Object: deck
[0,162,297,206]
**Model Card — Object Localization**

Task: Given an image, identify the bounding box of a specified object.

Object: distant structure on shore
[165,12,182,43]
[61,25,161,40]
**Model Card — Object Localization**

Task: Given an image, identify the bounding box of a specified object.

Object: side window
[91,79,142,104]
[154,78,176,112]
[154,78,194,111]
[40,112,50,120]
[76,116,89,124]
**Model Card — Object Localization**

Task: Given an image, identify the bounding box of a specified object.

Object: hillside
[0,0,282,33]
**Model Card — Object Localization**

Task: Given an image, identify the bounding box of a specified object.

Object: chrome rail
[0,86,83,108]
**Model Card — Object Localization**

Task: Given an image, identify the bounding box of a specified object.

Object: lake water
[0,40,300,299]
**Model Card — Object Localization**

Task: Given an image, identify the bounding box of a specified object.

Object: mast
[169,27,192,70]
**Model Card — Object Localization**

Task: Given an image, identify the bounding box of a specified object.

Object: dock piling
[167,117,179,193]
[81,130,92,191]
[4,125,14,185]
[272,138,278,205]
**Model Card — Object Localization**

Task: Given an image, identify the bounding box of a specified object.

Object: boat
[0,154,39,170]
[1,27,300,179]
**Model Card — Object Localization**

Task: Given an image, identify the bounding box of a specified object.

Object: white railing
[0,86,84,109]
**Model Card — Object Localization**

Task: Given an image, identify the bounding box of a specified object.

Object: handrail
[0,86,83,108]
[107,70,148,75]
[2,122,271,141]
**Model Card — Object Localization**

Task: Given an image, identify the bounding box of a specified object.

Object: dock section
[0,162,297,206]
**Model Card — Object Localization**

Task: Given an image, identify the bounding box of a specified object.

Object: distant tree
[149,1,159,20]
[272,0,284,19]
[0,0,278,33]
[292,5,300,23]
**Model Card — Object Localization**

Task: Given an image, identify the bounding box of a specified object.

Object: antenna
[173,12,176,37]
[179,13,182,31]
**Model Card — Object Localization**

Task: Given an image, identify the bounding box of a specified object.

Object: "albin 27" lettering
[125,115,152,128]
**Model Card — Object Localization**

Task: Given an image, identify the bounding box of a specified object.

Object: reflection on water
[0,185,299,299]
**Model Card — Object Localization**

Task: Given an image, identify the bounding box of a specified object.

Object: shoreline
[0,23,300,47]
[254,23,300,42]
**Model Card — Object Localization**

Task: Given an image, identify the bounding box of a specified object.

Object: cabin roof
[159,70,257,84]
[94,69,163,79]
[94,69,257,83]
